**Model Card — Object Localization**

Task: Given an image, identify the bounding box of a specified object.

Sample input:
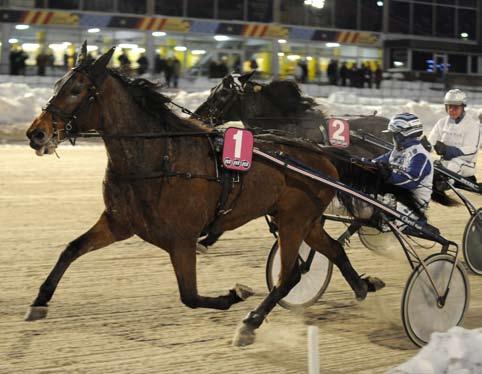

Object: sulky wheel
[358,226,400,252]
[401,253,470,347]
[462,208,482,275]
[266,240,332,310]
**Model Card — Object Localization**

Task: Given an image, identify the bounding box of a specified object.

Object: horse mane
[107,68,211,133]
[257,80,326,118]
[322,147,426,219]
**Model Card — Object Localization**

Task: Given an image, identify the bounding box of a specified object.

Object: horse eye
[71,88,81,96]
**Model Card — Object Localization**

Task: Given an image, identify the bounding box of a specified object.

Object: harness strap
[111,171,219,181]
[202,169,243,235]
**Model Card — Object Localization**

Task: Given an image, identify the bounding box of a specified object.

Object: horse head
[194,72,259,125]
[26,41,114,156]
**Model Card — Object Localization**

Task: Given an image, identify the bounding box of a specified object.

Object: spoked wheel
[401,253,470,347]
[266,240,333,310]
[462,209,482,275]
[358,226,400,252]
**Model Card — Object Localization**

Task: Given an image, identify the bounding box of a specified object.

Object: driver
[425,89,480,181]
[375,113,433,230]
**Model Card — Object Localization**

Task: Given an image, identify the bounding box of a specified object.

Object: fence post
[308,325,320,374]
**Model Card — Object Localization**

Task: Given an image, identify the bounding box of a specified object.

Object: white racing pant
[440,158,476,178]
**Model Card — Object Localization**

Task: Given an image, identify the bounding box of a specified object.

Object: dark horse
[194,72,393,158]
[26,43,420,346]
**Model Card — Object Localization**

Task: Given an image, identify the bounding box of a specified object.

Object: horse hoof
[232,323,256,347]
[234,284,255,300]
[196,243,209,254]
[24,306,48,321]
[364,276,385,292]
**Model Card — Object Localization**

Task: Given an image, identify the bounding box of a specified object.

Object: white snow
[1,77,481,141]
[389,327,482,374]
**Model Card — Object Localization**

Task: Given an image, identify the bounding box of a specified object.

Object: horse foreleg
[169,243,254,310]
[25,211,131,321]
[305,220,385,300]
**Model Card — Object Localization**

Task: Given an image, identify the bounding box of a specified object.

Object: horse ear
[75,40,88,66]
[238,71,255,86]
[90,47,115,77]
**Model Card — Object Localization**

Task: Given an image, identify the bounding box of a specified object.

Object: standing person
[16,48,28,75]
[339,61,348,87]
[249,58,258,71]
[36,51,48,76]
[136,53,149,75]
[164,57,173,87]
[118,49,131,75]
[218,58,229,77]
[349,64,359,87]
[426,89,480,180]
[362,63,372,88]
[9,48,19,75]
[172,56,181,88]
[154,54,166,76]
[294,61,303,82]
[374,62,383,89]
[300,59,308,83]
[232,57,242,74]
[327,59,338,85]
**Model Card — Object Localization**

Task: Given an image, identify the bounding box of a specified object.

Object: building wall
[0,0,480,80]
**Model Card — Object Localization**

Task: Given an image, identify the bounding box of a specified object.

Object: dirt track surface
[1,145,482,374]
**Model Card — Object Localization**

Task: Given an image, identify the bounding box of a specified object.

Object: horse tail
[323,147,426,219]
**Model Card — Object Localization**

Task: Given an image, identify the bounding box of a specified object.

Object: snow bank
[1,80,481,140]
[389,327,482,374]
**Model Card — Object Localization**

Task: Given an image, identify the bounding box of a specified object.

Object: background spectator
[374,62,383,89]
[118,49,131,75]
[339,61,348,86]
[36,50,49,76]
[327,59,338,86]
[362,62,372,88]
[137,53,148,75]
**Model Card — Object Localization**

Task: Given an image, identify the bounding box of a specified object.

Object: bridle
[43,65,104,145]
[203,75,244,124]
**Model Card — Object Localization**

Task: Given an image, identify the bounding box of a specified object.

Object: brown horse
[26,44,410,346]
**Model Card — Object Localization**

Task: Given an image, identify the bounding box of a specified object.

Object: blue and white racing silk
[375,138,433,208]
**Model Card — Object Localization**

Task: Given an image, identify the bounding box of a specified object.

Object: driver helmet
[383,113,423,139]
[444,89,467,106]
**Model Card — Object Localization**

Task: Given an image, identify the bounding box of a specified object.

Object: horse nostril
[30,129,47,144]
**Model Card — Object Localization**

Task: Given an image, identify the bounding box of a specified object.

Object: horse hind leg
[25,211,131,321]
[169,241,255,311]
[233,214,307,347]
[305,219,385,300]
